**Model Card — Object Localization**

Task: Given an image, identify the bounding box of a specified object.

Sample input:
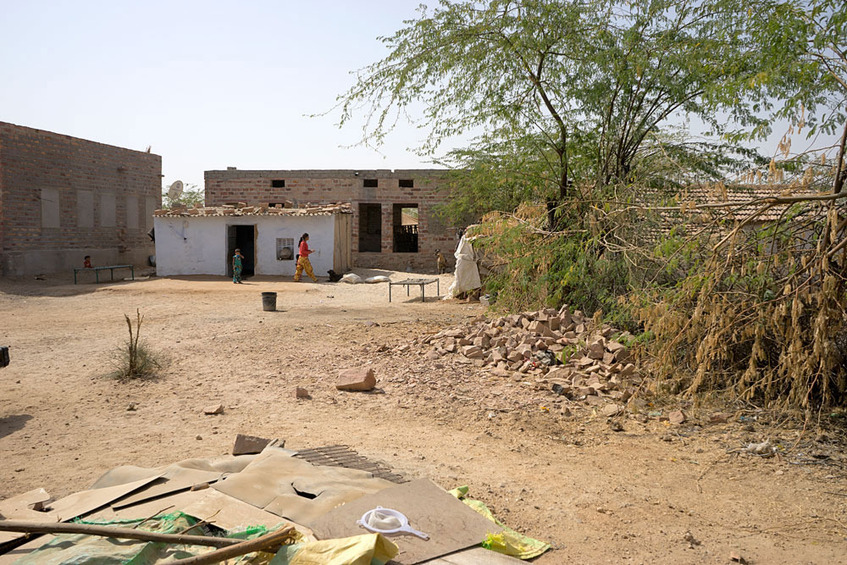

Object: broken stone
[295,387,311,399]
[336,367,377,391]
[203,404,224,415]
[708,412,731,424]
[619,363,636,378]
[461,345,484,359]
[730,552,748,564]
[552,383,570,396]
[613,348,631,363]
[527,321,555,338]
[669,410,686,425]
[232,434,274,456]
[587,342,605,360]
[601,403,624,417]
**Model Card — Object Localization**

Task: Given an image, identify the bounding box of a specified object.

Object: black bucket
[261,292,277,312]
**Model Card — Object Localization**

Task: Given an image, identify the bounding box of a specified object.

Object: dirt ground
[1,270,845,564]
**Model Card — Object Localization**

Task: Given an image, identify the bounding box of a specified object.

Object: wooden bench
[388,278,440,303]
[74,264,135,284]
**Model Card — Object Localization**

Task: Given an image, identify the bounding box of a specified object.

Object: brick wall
[205,169,460,272]
[0,122,161,276]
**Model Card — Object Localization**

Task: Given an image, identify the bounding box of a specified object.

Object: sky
[1,1,837,195]
[0,0,440,191]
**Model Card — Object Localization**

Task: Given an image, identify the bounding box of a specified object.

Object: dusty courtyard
[0,271,845,564]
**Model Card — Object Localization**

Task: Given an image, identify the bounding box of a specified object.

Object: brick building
[0,122,161,277]
[204,168,457,272]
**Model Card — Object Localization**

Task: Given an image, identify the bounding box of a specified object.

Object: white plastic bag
[364,275,391,284]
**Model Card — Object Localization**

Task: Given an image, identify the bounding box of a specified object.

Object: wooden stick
[0,521,240,548]
[172,526,296,565]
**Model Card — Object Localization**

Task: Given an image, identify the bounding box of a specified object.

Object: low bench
[74,265,135,284]
[388,278,440,303]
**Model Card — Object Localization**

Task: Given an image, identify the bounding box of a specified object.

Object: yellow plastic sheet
[448,486,551,560]
[269,533,398,565]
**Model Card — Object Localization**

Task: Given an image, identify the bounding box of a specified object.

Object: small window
[271,179,286,188]
[399,179,414,188]
[363,178,378,188]
[277,238,295,260]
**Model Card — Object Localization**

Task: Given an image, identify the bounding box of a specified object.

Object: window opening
[393,204,419,253]
[271,179,286,188]
[277,238,295,260]
[363,178,378,188]
[359,203,382,253]
[399,179,414,188]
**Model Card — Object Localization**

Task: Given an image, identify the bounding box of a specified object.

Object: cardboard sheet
[112,467,223,509]
[425,546,525,564]
[0,489,59,545]
[213,449,394,525]
[308,479,503,565]
[180,489,305,533]
[50,476,161,522]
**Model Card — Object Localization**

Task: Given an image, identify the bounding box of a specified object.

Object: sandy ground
[1,270,846,564]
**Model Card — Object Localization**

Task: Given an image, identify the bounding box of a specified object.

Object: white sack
[446,234,481,298]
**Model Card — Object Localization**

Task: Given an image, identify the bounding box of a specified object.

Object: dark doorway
[359,203,382,252]
[227,225,256,277]
[393,204,419,253]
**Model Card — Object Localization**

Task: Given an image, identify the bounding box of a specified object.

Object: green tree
[338,0,763,208]
[162,183,204,209]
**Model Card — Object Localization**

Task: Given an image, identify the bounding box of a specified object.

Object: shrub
[111,309,161,379]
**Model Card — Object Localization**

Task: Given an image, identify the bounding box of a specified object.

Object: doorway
[359,203,382,252]
[227,225,256,277]
[392,204,418,253]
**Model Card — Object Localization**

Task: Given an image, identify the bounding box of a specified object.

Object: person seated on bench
[83,255,92,268]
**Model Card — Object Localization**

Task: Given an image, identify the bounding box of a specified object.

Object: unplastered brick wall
[205,169,460,272]
[0,122,161,276]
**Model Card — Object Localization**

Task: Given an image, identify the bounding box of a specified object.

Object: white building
[153,204,352,278]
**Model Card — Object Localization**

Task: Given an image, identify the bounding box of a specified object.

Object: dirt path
[1,272,845,564]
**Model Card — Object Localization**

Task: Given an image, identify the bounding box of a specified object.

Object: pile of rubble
[419,306,644,408]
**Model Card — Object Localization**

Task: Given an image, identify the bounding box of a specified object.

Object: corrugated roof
[154,202,352,218]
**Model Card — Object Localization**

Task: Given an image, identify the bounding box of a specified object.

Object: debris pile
[419,305,644,407]
[0,439,544,564]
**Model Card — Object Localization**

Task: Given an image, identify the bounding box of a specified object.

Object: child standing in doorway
[232,248,244,284]
[294,233,318,282]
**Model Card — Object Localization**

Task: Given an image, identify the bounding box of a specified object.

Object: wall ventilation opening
[271,179,286,188]
[399,179,414,188]
[363,178,378,188]
[393,204,418,253]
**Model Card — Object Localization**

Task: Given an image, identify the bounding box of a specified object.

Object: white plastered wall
[154,215,336,277]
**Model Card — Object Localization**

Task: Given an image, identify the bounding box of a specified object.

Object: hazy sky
[1,1,834,194]
[0,0,438,190]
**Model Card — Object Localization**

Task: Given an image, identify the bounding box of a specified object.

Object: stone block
[232,434,278,456]
[461,345,484,359]
[336,367,377,391]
